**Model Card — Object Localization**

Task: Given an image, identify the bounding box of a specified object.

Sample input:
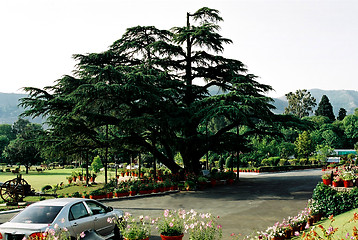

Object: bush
[261,157,280,166]
[41,185,52,192]
[278,159,287,166]
[311,183,358,217]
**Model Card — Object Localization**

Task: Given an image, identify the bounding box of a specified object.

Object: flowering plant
[24,219,85,240]
[341,171,356,181]
[110,212,152,240]
[184,210,222,240]
[157,209,185,236]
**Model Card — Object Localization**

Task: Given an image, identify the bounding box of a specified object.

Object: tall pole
[236,125,240,182]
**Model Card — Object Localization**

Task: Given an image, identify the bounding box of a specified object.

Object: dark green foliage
[337,107,347,121]
[3,118,44,173]
[20,7,275,174]
[315,95,335,121]
[312,183,358,217]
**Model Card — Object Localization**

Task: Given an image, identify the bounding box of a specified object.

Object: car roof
[30,198,85,207]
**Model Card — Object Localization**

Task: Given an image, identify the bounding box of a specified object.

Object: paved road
[0,169,322,240]
[105,169,322,239]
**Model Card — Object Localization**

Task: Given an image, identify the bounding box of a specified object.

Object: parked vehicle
[0,198,123,240]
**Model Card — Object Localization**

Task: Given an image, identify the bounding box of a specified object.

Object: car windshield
[11,206,63,224]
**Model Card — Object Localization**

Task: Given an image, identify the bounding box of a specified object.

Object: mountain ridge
[0,89,358,124]
[272,89,358,115]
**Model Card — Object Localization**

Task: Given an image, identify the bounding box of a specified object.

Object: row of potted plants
[66,171,97,184]
[86,179,179,200]
[321,166,358,188]
[251,202,323,240]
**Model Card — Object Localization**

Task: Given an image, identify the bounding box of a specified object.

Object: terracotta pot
[322,178,331,186]
[332,181,341,187]
[115,192,129,198]
[160,234,184,240]
[343,180,353,188]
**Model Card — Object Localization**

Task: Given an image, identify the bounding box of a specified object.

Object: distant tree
[284,89,316,118]
[12,118,31,136]
[278,142,295,159]
[337,108,347,121]
[315,95,335,121]
[0,124,16,141]
[91,155,103,173]
[294,131,314,160]
[315,144,334,163]
[3,122,44,173]
[342,115,358,147]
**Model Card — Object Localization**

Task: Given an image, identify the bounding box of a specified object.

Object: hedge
[312,183,358,217]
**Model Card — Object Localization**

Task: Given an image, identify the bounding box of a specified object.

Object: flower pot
[322,178,331,186]
[343,180,353,188]
[115,192,129,198]
[160,234,184,240]
[332,181,341,187]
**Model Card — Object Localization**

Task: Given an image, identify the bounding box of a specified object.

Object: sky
[1,0,358,98]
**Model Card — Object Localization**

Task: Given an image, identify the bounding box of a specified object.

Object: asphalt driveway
[104,169,322,239]
[0,169,322,239]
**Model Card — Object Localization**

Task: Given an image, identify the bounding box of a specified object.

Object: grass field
[0,167,116,192]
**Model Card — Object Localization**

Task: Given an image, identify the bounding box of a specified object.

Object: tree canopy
[21,7,275,175]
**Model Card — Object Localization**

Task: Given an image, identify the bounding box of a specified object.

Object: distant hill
[0,92,43,125]
[1,89,357,124]
[272,89,358,115]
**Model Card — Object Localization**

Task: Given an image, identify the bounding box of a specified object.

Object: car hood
[0,222,49,233]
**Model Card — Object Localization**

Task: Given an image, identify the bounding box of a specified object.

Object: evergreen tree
[21,7,275,174]
[337,108,347,121]
[315,95,335,121]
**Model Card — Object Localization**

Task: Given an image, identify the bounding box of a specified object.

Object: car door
[85,201,115,237]
[68,202,95,237]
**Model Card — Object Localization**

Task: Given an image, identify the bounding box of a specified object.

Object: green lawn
[0,167,114,192]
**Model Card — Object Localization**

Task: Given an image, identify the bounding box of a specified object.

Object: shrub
[311,183,358,217]
[261,157,280,166]
[41,185,52,192]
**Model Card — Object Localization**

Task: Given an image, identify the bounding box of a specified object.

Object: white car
[0,198,123,240]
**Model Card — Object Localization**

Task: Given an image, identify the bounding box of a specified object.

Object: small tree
[295,131,314,160]
[91,155,103,173]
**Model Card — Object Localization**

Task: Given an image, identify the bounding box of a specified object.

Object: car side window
[86,201,107,215]
[69,202,90,221]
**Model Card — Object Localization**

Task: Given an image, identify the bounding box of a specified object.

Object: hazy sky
[1,0,358,97]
